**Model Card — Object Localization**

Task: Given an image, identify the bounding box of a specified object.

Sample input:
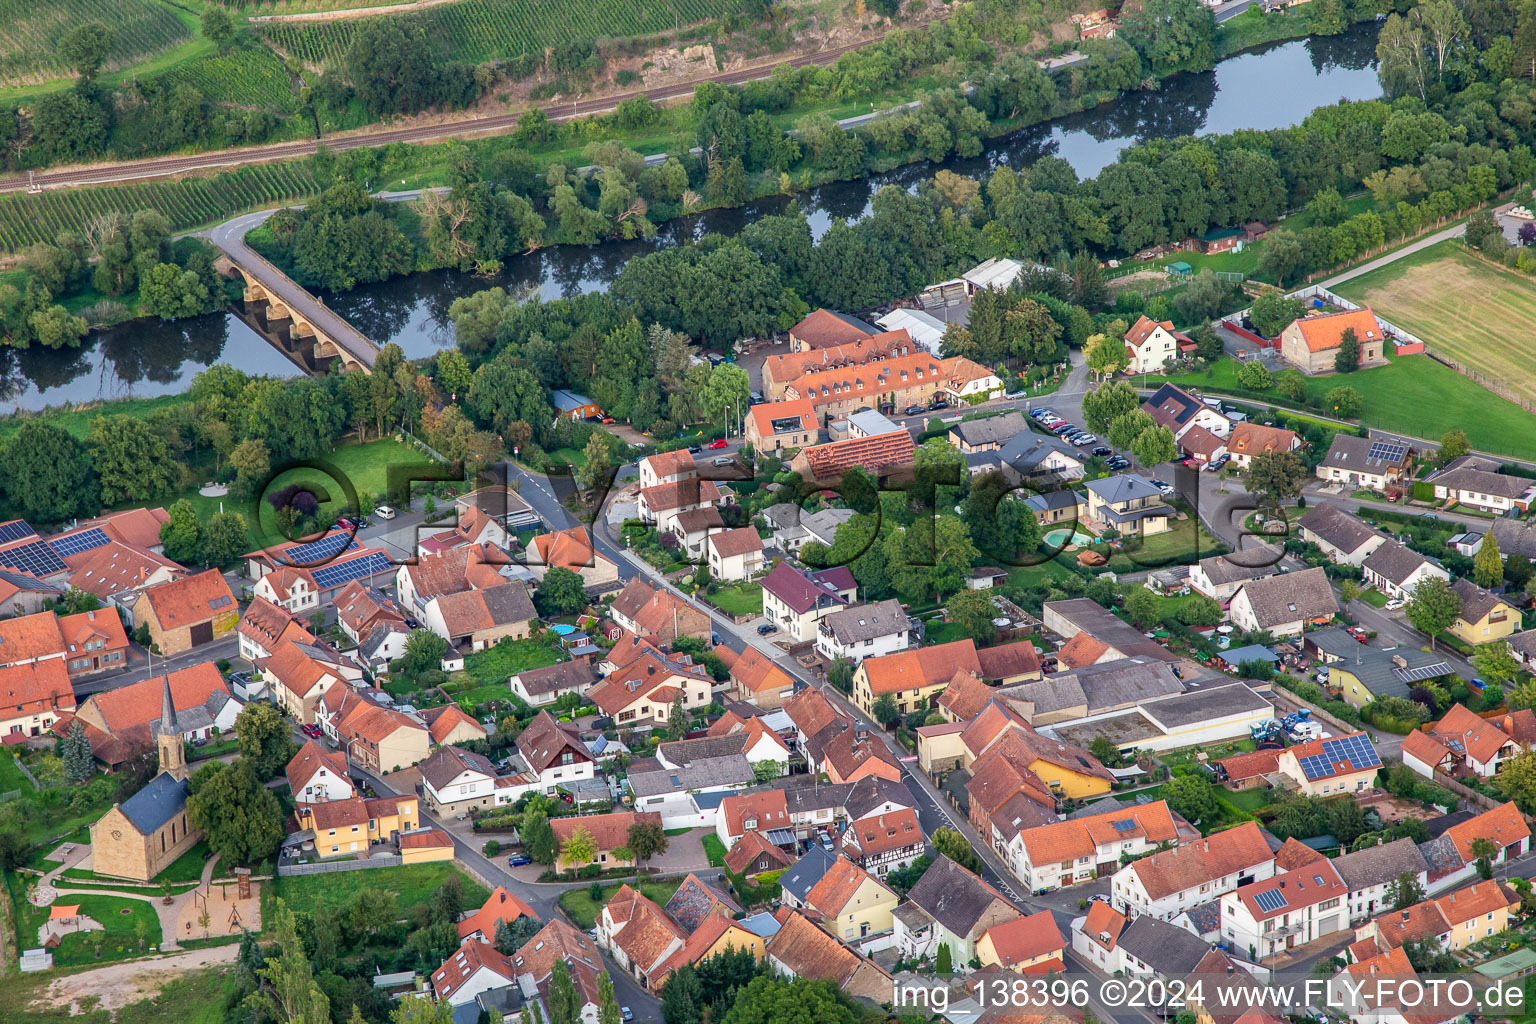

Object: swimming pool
[549,623,577,636]
[1042,528,1096,548]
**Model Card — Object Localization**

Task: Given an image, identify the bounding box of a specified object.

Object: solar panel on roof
[280,532,358,566]
[49,527,110,558]
[1323,733,1381,771]
[1253,889,1288,913]
[0,539,66,577]
[1111,818,1137,833]
[0,521,35,544]
[310,551,391,591]
[1367,440,1406,463]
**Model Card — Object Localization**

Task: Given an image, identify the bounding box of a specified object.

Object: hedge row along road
[0,37,882,194]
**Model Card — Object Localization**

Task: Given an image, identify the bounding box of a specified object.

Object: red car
[707,439,729,450]
[302,724,322,737]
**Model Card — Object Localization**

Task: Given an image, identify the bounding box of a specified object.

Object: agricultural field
[1331,239,1536,408]
[154,46,302,113]
[0,163,319,254]
[259,0,742,67]
[0,0,190,88]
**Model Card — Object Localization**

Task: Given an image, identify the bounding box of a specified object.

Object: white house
[1123,316,1189,375]
[418,745,506,818]
[1361,541,1449,602]
[1008,801,1184,894]
[1188,544,1283,604]
[1110,821,1274,921]
[1226,567,1339,639]
[285,740,355,804]
[706,528,766,581]
[1220,860,1350,962]
[1297,503,1386,567]
[431,940,519,1007]
[1331,837,1430,925]
[517,711,597,795]
[815,599,911,665]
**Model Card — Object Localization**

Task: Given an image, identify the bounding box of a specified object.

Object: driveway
[649,828,712,874]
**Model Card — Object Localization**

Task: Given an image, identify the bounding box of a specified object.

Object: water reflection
[2,23,1381,411]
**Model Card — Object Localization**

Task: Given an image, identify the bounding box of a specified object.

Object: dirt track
[40,944,238,1015]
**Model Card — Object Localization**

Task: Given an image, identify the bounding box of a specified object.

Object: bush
[483,839,502,856]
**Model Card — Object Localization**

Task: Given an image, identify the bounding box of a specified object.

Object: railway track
[0,39,873,193]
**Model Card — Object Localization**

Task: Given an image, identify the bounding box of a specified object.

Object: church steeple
[154,675,186,782]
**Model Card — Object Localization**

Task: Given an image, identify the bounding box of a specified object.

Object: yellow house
[1083,474,1172,539]
[1353,879,1517,955]
[976,910,1065,973]
[666,915,767,976]
[1449,578,1519,647]
[796,855,898,945]
[1311,627,1454,711]
[1274,732,1377,797]
[852,640,980,717]
[400,828,456,863]
[960,701,1114,801]
[296,794,420,858]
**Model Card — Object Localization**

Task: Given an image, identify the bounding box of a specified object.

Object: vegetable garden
[0,163,318,253]
[259,0,742,67]
[0,0,190,87]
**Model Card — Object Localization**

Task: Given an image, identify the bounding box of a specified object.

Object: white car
[1071,434,1097,446]
[1385,598,1404,610]
[374,505,398,520]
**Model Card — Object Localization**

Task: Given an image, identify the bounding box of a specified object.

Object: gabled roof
[840,808,923,859]
[725,829,794,874]
[980,910,1062,967]
[403,544,509,600]
[789,309,881,348]
[821,599,908,647]
[432,939,517,1001]
[724,643,794,695]
[1141,382,1209,432]
[509,919,598,983]
[604,884,684,974]
[974,638,1043,681]
[1231,860,1347,922]
[1125,822,1273,900]
[1429,703,1515,764]
[860,639,981,695]
[905,855,1012,937]
[517,710,590,774]
[457,886,537,940]
[750,399,818,438]
[1287,307,1382,352]
[937,669,995,721]
[418,745,497,791]
[285,739,349,798]
[1231,566,1338,628]
[432,583,537,639]
[1226,422,1298,457]
[1297,502,1384,553]
[1017,801,1179,865]
[530,527,606,572]
[779,846,838,902]
[805,855,890,918]
[664,873,741,933]
[719,789,790,839]
[238,596,314,651]
[1319,432,1409,473]
[81,661,228,736]
[421,705,487,745]
[707,527,764,559]
[0,609,65,663]
[1443,802,1529,865]
[550,811,661,852]
[1364,541,1443,588]
[1079,900,1126,951]
[1429,465,1535,499]
[609,578,707,637]
[760,563,855,615]
[1451,577,1516,624]
[951,412,1027,447]
[138,569,235,630]
[782,688,847,739]
[511,659,596,697]
[587,649,711,717]
[765,909,891,992]
[1117,915,1213,977]
[1330,836,1429,892]
[0,659,74,720]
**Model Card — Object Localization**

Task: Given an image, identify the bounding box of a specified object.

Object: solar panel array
[1111,819,1138,833]
[49,527,111,558]
[0,539,66,577]
[1253,888,1288,913]
[280,532,358,566]
[1297,733,1381,780]
[310,551,392,592]
[0,521,36,544]
[1367,440,1407,464]
[1396,662,1451,684]
[0,569,59,591]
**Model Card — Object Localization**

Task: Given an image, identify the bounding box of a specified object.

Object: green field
[1154,353,1536,460]
[246,436,433,537]
[0,162,319,254]
[272,862,488,919]
[0,0,190,88]
[260,0,740,68]
[706,582,762,617]
[1332,240,1536,409]
[16,892,163,966]
[155,45,302,112]
[557,879,681,930]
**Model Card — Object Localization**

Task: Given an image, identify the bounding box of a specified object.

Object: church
[88,677,205,882]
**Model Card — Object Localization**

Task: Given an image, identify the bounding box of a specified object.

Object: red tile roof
[58,609,128,656]
[550,811,661,853]
[65,541,180,599]
[749,399,818,438]
[139,570,236,631]
[1232,860,1347,922]
[708,528,764,559]
[530,527,603,572]
[400,828,454,850]
[725,645,794,696]
[799,430,915,480]
[789,309,880,349]
[805,856,889,917]
[285,739,349,798]
[432,939,517,1001]
[1080,900,1126,951]
[237,597,314,652]
[80,661,226,736]
[421,704,486,745]
[457,886,537,940]
[1289,307,1381,353]
[1018,801,1179,864]
[1125,822,1273,900]
[1444,802,1530,864]
[725,829,793,874]
[841,808,923,859]
[1281,730,1376,782]
[1217,748,1283,782]
[0,609,65,664]
[860,639,981,695]
[0,659,74,720]
[719,790,790,839]
[1227,422,1298,458]
[981,910,1063,967]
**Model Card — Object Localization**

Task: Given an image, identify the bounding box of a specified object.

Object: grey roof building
[1230,567,1339,631]
[1117,916,1213,978]
[1317,433,1410,478]
[779,846,838,903]
[1296,503,1386,560]
[1085,473,1165,504]
[1363,541,1444,589]
[1330,836,1429,891]
[626,754,753,797]
[905,856,1013,941]
[119,772,191,835]
[819,599,910,647]
[949,412,1027,450]
[1307,626,1454,699]
[1002,657,1183,719]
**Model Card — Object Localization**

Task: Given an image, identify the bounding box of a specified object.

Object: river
[1,22,1382,414]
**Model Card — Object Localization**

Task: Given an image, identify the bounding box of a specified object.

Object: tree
[1089,735,1121,768]
[598,972,622,1024]
[575,434,613,492]
[1405,577,1462,651]
[1438,429,1471,462]
[247,901,330,1024]
[1506,553,1532,591]
[202,512,249,568]
[828,656,852,696]
[871,693,901,727]
[159,499,203,565]
[1164,772,1220,826]
[402,629,449,675]
[559,826,597,875]
[1131,425,1177,468]
[1323,386,1363,418]
[1,421,98,522]
[1107,409,1156,451]
[535,566,589,616]
[1470,836,1498,879]
[235,703,298,781]
[549,959,580,1024]
[1257,228,1306,285]
[1237,361,1275,391]
[665,689,689,740]
[1085,332,1129,381]
[229,438,271,499]
[1247,451,1308,511]
[1474,531,1504,589]
[627,819,668,876]
[392,997,456,1024]
[89,415,180,505]
[1333,327,1361,374]
[60,22,112,82]
[1249,292,1306,338]
[1121,0,1216,74]
[661,963,703,1024]
[62,719,94,783]
[188,761,285,867]
[1339,579,1361,605]
[936,943,953,973]
[1496,751,1536,814]
[1081,380,1140,433]
[718,977,856,1024]
[1123,586,1162,628]
[1177,595,1223,626]
[523,807,557,865]
[931,827,981,873]
[202,7,235,48]
[944,589,998,644]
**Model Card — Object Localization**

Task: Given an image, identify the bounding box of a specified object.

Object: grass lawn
[706,582,763,617]
[1220,787,1277,814]
[1098,518,1224,573]
[558,880,681,930]
[16,893,163,966]
[550,447,589,468]
[0,961,234,1024]
[155,841,213,885]
[2,757,117,849]
[702,834,727,868]
[1151,353,1536,460]
[462,635,564,686]
[921,615,972,647]
[273,862,487,921]
[1333,240,1536,408]
[1359,588,1389,608]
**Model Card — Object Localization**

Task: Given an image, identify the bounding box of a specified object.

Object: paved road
[0,37,893,194]
[207,211,379,370]
[1317,221,1468,290]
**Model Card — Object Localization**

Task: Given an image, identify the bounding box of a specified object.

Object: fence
[278,854,402,877]
[10,756,40,792]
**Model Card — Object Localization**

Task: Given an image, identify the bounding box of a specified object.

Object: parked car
[1004,390,1026,401]
[930,399,949,410]
[712,456,734,466]
[905,405,925,416]
[1385,598,1404,611]
[1050,423,1076,435]
[1420,512,1438,520]
[1091,446,1114,457]
[621,1010,634,1023]
[301,724,322,738]
[1206,455,1230,471]
[1106,456,1130,470]
[757,623,778,635]
[374,505,397,519]
[711,632,722,646]
[1032,408,1055,419]
[1151,479,1174,495]
[687,445,702,454]
[1071,434,1097,447]
[508,853,532,867]
[707,439,730,450]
